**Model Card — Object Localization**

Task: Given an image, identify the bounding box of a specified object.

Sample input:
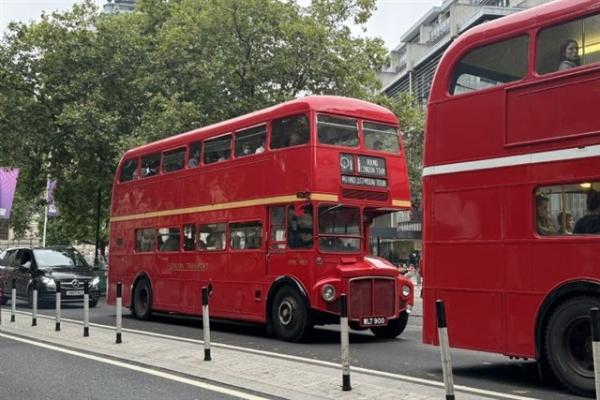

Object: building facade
[103,0,138,14]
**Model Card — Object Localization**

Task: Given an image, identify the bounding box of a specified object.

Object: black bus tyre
[271,286,311,342]
[132,278,153,320]
[371,311,409,338]
[544,296,598,397]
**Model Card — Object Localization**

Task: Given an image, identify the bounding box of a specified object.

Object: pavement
[0,282,514,400]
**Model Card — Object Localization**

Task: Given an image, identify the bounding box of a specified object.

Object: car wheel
[132,278,152,320]
[271,285,311,342]
[371,311,409,339]
[89,299,98,308]
[545,296,597,397]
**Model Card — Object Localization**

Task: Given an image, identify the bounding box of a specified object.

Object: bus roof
[123,95,397,158]
[430,0,600,101]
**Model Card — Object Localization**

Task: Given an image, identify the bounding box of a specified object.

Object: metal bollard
[436,300,455,400]
[83,281,89,337]
[590,308,600,400]
[11,278,16,322]
[340,294,352,391]
[32,280,38,327]
[55,281,61,331]
[202,286,211,361]
[116,282,122,344]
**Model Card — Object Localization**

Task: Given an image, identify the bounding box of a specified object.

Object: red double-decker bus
[422,0,600,396]
[108,95,414,341]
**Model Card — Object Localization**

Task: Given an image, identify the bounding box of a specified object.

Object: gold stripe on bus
[110,193,338,223]
[309,193,339,202]
[392,199,411,208]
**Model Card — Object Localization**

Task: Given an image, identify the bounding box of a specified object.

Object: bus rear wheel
[371,311,409,339]
[132,278,152,320]
[545,296,598,397]
[271,286,311,342]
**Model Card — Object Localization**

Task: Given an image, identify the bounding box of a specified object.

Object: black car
[0,246,100,307]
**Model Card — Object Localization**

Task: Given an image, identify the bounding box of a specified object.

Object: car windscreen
[33,249,88,268]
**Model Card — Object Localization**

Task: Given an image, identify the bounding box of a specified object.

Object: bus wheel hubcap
[278,299,294,326]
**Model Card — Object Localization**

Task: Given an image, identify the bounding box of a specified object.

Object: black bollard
[83,281,89,337]
[55,281,61,331]
[10,278,16,322]
[116,282,122,344]
[590,308,600,399]
[32,280,38,327]
[340,294,351,391]
[436,300,455,400]
[202,286,211,361]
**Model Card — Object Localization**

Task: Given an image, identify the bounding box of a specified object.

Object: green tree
[0,0,388,248]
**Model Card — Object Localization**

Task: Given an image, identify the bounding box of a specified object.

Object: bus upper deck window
[141,153,161,178]
[363,122,400,153]
[271,115,309,149]
[204,135,231,164]
[450,35,528,95]
[120,158,138,182]
[162,147,186,173]
[536,13,600,75]
[317,115,358,147]
[235,125,266,157]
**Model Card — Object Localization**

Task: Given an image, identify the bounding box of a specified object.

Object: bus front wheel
[271,286,311,342]
[132,278,153,320]
[371,311,408,339]
[545,296,597,397]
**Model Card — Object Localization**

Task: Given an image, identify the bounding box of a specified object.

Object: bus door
[267,204,314,277]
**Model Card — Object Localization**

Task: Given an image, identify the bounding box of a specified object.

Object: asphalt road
[6,298,586,400]
[0,335,256,400]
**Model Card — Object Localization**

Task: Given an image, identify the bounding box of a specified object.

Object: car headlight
[42,276,56,290]
[321,284,336,302]
[401,285,411,297]
[91,277,100,287]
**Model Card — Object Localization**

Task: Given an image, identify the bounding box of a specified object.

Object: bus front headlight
[401,285,411,297]
[321,284,336,302]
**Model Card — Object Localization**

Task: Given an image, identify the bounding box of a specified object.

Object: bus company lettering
[170,262,208,272]
[288,258,309,266]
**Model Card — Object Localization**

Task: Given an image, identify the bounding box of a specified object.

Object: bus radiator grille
[348,278,396,319]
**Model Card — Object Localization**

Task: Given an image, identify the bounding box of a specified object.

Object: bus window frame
[447,33,531,98]
[269,113,311,152]
[198,222,227,252]
[229,220,264,251]
[119,157,140,184]
[162,146,187,174]
[316,203,362,254]
[316,113,360,149]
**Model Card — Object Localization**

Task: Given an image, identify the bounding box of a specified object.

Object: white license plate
[66,290,84,296]
[361,316,387,327]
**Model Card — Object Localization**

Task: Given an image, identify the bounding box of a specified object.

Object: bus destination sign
[357,156,386,177]
[341,175,387,188]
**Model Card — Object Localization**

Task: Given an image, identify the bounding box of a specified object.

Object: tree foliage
[0,0,389,247]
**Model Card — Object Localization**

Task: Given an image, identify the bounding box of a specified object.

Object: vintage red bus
[422,0,600,396]
[108,95,414,341]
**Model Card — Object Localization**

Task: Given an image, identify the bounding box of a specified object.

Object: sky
[0,0,442,51]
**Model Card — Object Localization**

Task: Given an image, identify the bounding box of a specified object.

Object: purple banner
[46,179,59,217]
[0,168,20,220]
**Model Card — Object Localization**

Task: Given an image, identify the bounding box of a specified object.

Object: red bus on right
[422,0,600,396]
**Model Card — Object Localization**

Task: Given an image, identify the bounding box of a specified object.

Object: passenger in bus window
[574,189,600,234]
[536,194,558,235]
[373,140,384,151]
[188,148,200,167]
[557,212,575,235]
[255,139,265,154]
[289,132,302,146]
[558,39,580,71]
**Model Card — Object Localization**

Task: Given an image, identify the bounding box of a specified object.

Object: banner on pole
[0,168,20,220]
[46,179,59,217]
